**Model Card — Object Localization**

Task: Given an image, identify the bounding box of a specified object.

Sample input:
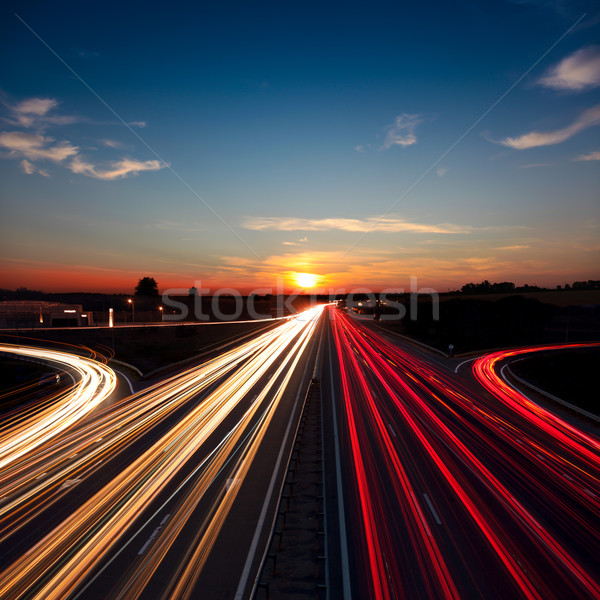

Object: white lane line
[59,478,81,491]
[423,493,442,525]
[138,513,170,555]
[138,527,161,555]
[387,423,397,438]
[111,368,135,395]
[454,357,477,373]
[328,334,353,600]
[35,472,47,480]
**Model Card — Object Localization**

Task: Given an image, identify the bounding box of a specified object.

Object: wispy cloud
[0,131,78,162]
[243,215,470,234]
[381,113,422,149]
[518,162,551,168]
[499,104,600,149]
[69,156,166,180]
[574,149,600,161]
[77,49,100,59]
[0,96,160,179]
[102,139,124,149]
[436,166,449,177]
[20,159,49,177]
[538,46,600,91]
[495,244,531,251]
[3,96,147,130]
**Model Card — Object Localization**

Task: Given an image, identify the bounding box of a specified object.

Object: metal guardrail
[505,363,600,425]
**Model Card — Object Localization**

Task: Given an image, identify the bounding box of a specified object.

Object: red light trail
[329,308,600,599]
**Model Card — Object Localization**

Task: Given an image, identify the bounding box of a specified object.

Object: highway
[0,306,324,599]
[323,308,599,600]
[1,306,598,599]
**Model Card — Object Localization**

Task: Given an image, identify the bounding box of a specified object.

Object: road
[323,308,600,600]
[1,306,598,599]
[0,306,324,599]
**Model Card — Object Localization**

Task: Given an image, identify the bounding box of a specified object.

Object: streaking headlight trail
[0,305,325,600]
[0,343,117,470]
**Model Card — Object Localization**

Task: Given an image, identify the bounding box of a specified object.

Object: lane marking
[138,513,171,555]
[423,493,442,525]
[138,527,161,555]
[454,357,476,373]
[387,423,397,438]
[59,478,81,491]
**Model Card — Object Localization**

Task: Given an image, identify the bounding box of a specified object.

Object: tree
[135,277,159,297]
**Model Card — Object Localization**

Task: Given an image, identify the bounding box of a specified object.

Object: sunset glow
[294,272,320,289]
[1,3,598,293]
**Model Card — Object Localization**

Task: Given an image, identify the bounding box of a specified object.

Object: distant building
[0,301,93,328]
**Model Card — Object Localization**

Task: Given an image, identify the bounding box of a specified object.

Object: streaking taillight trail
[329,308,600,600]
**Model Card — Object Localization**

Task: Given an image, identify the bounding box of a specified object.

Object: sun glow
[294,272,319,289]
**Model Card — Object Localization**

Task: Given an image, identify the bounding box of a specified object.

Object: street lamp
[128,298,135,323]
[158,306,163,322]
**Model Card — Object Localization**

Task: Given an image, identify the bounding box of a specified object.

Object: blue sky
[1,0,599,292]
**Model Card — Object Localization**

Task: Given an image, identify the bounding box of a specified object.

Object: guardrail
[504,362,600,425]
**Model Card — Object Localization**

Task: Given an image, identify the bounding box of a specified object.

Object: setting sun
[294,272,319,289]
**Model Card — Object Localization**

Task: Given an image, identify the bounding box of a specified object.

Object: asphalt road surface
[1,305,598,600]
[323,308,599,600]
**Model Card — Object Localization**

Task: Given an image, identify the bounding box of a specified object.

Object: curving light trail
[0,305,324,600]
[330,309,600,600]
[0,343,117,471]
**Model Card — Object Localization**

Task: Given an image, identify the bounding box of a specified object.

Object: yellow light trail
[0,344,117,471]
[0,305,325,600]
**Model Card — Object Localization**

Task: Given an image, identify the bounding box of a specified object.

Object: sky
[1,0,599,294]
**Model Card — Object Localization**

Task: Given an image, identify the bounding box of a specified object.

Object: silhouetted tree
[135,277,159,297]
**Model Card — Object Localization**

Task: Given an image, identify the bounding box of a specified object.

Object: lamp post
[158,306,163,322]
[128,298,135,323]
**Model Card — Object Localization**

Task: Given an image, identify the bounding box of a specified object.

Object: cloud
[381,113,422,149]
[436,166,449,177]
[495,245,531,251]
[69,156,166,180]
[6,97,82,128]
[518,163,551,168]
[354,145,365,152]
[3,95,148,130]
[243,215,470,234]
[574,150,600,161]
[20,159,49,177]
[499,104,600,149]
[0,131,79,162]
[538,46,600,91]
[101,139,124,149]
[77,49,100,59]
[12,98,58,127]
[0,96,164,180]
